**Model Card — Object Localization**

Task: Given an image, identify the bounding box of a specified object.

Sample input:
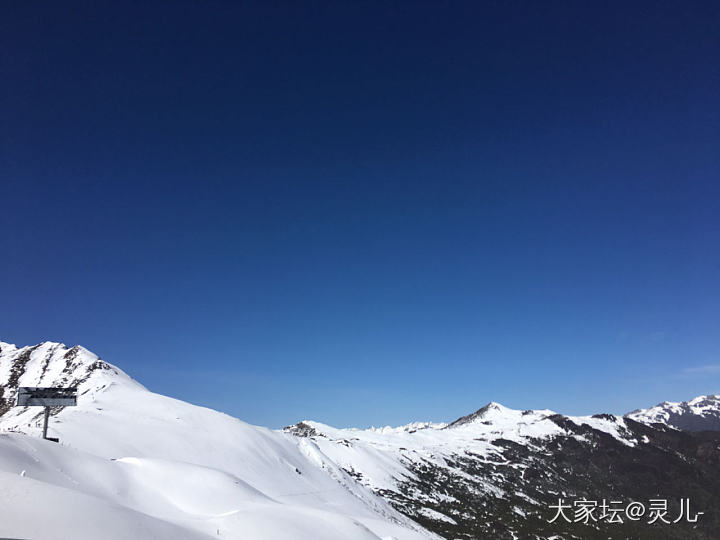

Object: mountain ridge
[4,340,719,433]
[626,394,720,431]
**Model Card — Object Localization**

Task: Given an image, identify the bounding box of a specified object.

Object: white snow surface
[0,341,435,540]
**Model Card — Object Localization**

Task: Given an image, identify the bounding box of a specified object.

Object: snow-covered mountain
[2,341,720,540]
[626,394,720,431]
[0,341,436,540]
[286,406,720,539]
[285,402,640,508]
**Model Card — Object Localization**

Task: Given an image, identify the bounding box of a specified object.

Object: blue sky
[1,1,719,428]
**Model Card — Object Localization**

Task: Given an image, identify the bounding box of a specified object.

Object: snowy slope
[626,394,720,431]
[0,341,436,540]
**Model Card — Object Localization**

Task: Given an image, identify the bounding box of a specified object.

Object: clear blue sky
[1,1,718,428]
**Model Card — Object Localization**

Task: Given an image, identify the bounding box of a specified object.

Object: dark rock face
[383,420,720,539]
[0,344,42,418]
[283,421,324,438]
[665,411,720,431]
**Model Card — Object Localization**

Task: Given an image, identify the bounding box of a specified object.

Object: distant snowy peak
[445,401,559,430]
[287,401,639,450]
[0,341,143,420]
[366,421,448,434]
[445,401,540,428]
[626,394,720,431]
[445,401,507,428]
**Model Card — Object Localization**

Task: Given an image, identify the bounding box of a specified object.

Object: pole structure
[42,406,50,439]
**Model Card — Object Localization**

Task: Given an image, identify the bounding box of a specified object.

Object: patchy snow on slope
[417,507,456,524]
[566,415,638,446]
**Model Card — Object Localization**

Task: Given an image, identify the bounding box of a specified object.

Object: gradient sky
[2,1,719,428]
